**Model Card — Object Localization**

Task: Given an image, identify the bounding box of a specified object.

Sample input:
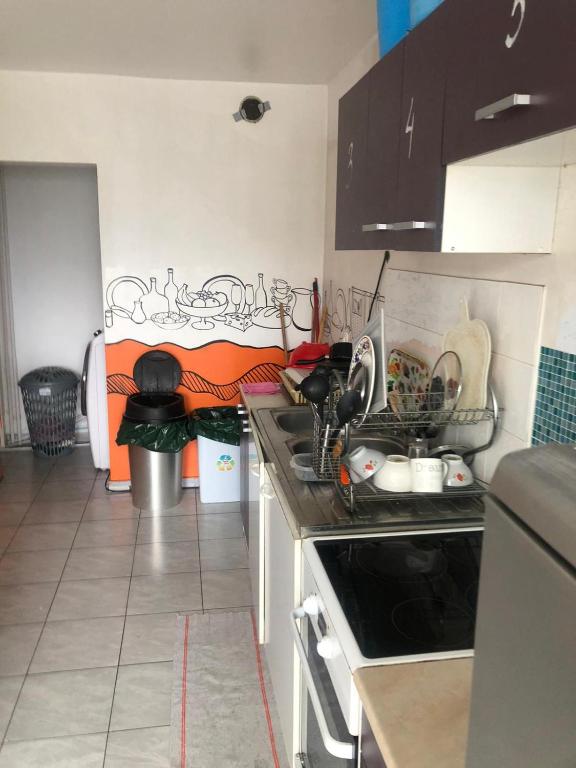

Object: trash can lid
[133,351,181,393]
[124,392,186,423]
[18,366,79,392]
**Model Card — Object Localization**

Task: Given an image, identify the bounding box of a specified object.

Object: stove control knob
[302,594,322,616]
[317,636,340,659]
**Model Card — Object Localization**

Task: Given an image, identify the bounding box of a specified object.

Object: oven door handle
[290,607,355,760]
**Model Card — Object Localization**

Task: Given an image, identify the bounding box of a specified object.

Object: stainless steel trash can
[120,351,188,514]
[129,444,183,513]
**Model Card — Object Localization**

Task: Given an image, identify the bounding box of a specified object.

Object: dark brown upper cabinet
[335,71,370,250]
[394,1,451,252]
[360,41,405,251]
[444,0,576,164]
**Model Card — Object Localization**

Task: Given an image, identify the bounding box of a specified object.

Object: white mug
[411,458,448,493]
[443,454,474,487]
[347,446,386,483]
[373,455,412,492]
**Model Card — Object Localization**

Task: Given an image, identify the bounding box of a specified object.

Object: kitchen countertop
[354,659,473,768]
[239,384,292,413]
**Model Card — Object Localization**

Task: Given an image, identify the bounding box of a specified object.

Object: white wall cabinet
[263,464,302,768]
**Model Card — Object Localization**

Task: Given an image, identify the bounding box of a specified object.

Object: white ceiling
[0,0,377,84]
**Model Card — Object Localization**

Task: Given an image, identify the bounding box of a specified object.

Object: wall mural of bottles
[104,268,314,339]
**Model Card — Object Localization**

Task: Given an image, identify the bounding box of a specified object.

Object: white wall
[3,164,103,381]
[0,70,328,352]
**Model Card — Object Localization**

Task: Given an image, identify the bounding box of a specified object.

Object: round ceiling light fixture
[233,96,271,123]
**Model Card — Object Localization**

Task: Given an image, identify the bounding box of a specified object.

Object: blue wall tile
[532,347,576,446]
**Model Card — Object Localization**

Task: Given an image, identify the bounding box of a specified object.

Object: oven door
[291,607,356,768]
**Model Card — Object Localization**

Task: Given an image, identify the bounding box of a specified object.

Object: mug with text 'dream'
[373,455,412,493]
[411,458,448,494]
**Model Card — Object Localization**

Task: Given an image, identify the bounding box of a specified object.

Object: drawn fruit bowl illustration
[150,312,189,330]
[176,287,228,330]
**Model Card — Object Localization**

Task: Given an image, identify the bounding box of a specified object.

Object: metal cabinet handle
[475,93,532,121]
[290,607,355,760]
[362,223,393,231]
[363,221,436,232]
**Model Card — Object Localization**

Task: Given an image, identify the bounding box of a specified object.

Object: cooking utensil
[318,305,328,344]
[354,308,387,413]
[336,389,362,427]
[312,278,320,342]
[443,298,491,413]
[279,303,289,366]
[367,250,390,322]
[296,373,330,423]
[348,335,376,425]
[328,389,363,462]
[421,350,463,438]
[427,386,499,466]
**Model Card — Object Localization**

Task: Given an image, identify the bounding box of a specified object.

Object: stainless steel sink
[272,409,314,435]
[252,407,485,536]
[286,435,407,456]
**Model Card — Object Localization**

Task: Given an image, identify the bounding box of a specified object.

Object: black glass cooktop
[314,530,483,659]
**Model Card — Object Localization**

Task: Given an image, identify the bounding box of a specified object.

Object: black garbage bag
[189,406,241,447]
[116,417,191,453]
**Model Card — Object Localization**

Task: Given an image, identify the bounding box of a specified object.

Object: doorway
[0,163,104,448]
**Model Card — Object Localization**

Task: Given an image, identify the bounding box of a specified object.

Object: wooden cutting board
[443,299,491,412]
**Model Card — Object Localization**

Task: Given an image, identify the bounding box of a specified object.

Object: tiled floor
[0,446,251,767]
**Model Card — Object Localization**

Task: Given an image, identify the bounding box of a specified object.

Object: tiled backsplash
[533,347,576,445]
[327,269,545,482]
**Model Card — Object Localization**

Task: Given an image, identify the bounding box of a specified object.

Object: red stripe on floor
[181,615,190,768]
[251,610,281,768]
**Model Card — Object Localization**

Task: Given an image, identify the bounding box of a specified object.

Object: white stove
[293,526,483,748]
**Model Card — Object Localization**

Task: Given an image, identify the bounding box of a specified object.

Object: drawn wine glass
[245,284,255,313]
[231,284,243,313]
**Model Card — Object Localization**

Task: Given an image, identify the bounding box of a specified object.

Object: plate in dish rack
[387,348,431,417]
[347,335,376,425]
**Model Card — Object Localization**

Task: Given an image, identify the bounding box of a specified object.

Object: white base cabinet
[263,464,302,768]
[246,420,266,643]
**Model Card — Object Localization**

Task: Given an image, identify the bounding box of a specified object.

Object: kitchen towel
[171,611,286,768]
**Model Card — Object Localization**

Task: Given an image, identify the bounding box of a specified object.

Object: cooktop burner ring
[354,542,449,583]
[390,597,475,649]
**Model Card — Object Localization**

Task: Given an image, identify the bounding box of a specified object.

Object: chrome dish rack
[311,388,499,513]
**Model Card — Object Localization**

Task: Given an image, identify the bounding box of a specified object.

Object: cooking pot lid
[133,351,181,393]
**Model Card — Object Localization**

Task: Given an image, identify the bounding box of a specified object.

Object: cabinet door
[247,427,265,643]
[445,0,576,163]
[394,3,450,252]
[335,72,370,250]
[360,42,405,250]
[263,466,301,767]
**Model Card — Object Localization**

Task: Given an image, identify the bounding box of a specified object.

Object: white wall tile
[490,354,536,442]
[483,428,529,481]
[494,283,544,364]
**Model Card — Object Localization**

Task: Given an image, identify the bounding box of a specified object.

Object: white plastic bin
[197,435,241,503]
